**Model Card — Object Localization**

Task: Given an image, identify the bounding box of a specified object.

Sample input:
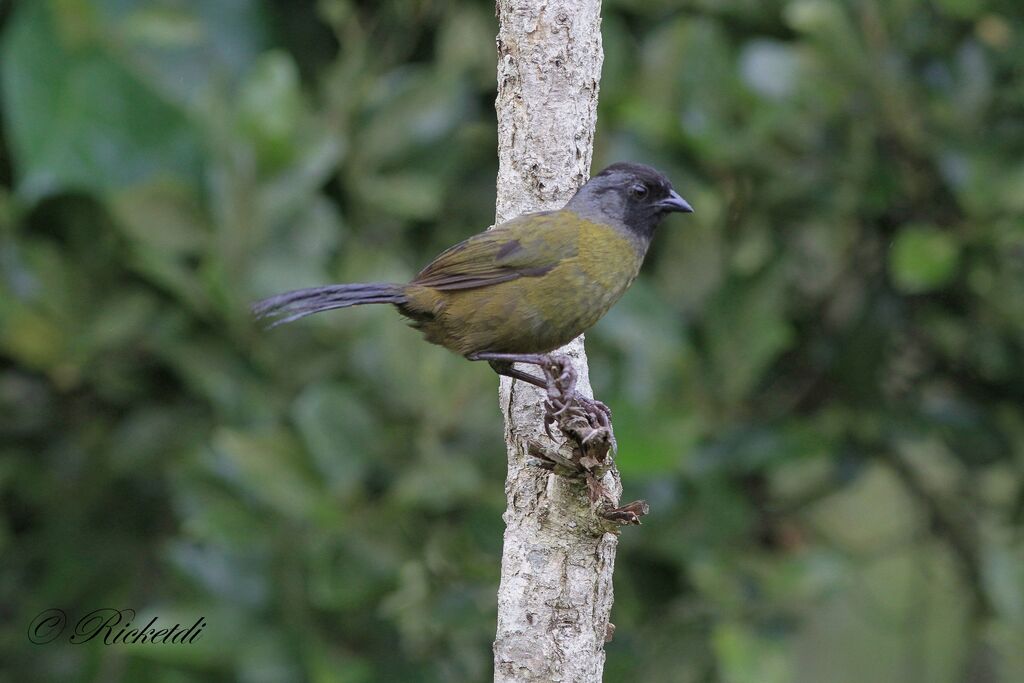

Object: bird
[253,162,693,414]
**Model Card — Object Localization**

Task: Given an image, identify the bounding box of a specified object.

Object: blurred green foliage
[1,0,1023,681]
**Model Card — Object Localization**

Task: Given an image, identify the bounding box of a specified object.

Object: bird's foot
[537,356,616,453]
[501,354,643,523]
[574,396,615,452]
[530,357,617,487]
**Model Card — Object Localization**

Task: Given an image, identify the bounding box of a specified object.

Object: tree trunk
[491,2,619,682]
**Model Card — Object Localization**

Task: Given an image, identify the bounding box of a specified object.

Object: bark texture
[492,2,619,682]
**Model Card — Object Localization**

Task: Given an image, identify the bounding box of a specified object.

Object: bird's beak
[659,189,694,214]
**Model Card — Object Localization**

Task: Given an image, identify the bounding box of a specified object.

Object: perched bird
[253,162,692,399]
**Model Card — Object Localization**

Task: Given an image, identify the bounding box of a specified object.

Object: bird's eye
[631,184,648,199]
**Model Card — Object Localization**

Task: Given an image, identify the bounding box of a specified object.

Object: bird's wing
[412,210,579,291]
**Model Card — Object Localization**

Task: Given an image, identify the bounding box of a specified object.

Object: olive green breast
[401,216,646,355]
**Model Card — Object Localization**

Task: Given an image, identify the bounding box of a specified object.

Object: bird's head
[567,162,693,242]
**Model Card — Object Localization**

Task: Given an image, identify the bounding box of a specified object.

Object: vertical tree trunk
[491,2,619,682]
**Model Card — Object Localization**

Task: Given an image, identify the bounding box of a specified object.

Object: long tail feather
[252,282,406,328]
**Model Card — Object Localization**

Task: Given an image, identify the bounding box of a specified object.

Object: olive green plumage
[253,162,693,361]
[402,212,644,354]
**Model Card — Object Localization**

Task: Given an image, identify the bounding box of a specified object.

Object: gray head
[566,162,693,242]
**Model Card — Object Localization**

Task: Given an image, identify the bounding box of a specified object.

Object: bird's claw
[537,354,618,453]
[529,353,640,523]
[576,395,612,428]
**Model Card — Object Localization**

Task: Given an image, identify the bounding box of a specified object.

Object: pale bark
[492,2,620,682]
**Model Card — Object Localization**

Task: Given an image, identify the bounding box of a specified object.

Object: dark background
[1,0,1022,681]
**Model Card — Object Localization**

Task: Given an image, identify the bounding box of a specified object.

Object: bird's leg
[535,356,615,451]
[468,352,580,432]
[467,352,584,411]
[466,352,563,395]
[477,357,549,389]
[469,353,568,438]
[469,352,641,524]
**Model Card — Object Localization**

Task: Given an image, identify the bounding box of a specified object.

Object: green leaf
[106,0,269,110]
[291,383,376,498]
[704,269,794,404]
[713,621,792,683]
[933,0,984,18]
[211,428,323,521]
[238,51,306,169]
[0,2,201,200]
[889,225,960,293]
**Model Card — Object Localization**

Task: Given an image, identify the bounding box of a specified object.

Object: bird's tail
[252,282,407,328]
